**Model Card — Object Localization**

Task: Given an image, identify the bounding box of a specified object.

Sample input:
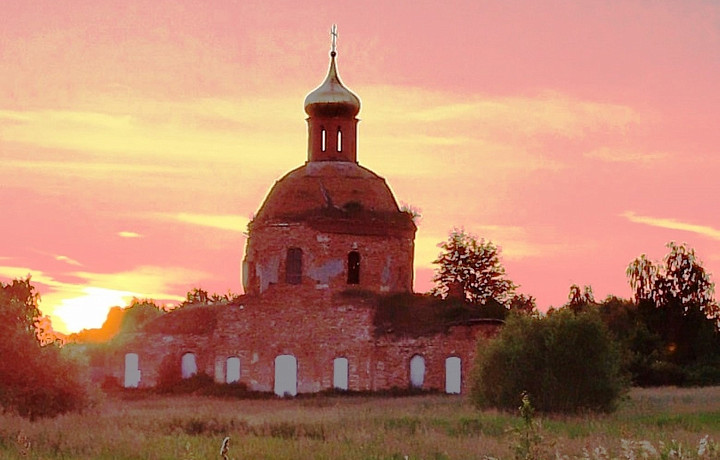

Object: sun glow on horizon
[50,287,137,334]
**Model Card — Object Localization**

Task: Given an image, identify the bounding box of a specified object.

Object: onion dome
[304,51,361,118]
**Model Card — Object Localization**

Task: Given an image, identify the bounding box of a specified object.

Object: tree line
[433,229,719,412]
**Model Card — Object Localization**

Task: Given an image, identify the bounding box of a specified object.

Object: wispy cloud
[157,213,250,233]
[118,231,142,238]
[55,255,82,266]
[622,211,720,240]
[584,147,669,163]
[361,87,640,138]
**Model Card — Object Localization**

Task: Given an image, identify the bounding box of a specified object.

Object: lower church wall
[109,301,500,395]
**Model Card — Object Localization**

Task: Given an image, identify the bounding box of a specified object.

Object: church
[114,29,498,396]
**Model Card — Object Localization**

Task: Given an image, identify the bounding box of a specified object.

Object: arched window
[226,356,241,384]
[286,247,303,285]
[274,354,297,397]
[347,251,360,284]
[333,357,349,390]
[321,128,327,152]
[445,356,462,394]
[410,354,425,389]
[124,353,141,388]
[337,128,342,152]
[181,352,198,379]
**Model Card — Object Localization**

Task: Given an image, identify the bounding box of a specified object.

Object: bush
[471,310,628,413]
[0,278,89,419]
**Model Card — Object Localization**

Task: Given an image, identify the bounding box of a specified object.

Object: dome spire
[330,23,337,57]
[304,25,360,118]
[304,25,361,163]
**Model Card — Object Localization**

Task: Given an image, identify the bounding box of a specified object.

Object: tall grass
[0,387,718,459]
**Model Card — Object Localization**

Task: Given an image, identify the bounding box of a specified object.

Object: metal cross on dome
[330,24,337,54]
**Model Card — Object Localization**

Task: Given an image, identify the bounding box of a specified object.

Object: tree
[626,243,720,380]
[0,277,88,419]
[627,242,718,318]
[431,229,515,305]
[471,309,627,413]
[566,284,595,313]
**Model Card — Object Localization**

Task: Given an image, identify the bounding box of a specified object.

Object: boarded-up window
[274,354,297,397]
[333,357,349,390]
[286,248,303,285]
[410,355,425,389]
[337,129,342,152]
[124,353,141,388]
[347,251,360,284]
[181,352,198,379]
[226,356,241,384]
[445,356,462,394]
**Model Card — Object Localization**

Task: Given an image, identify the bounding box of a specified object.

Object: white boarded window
[410,355,425,389]
[274,354,297,397]
[333,357,349,390]
[445,356,462,394]
[124,353,141,388]
[321,128,327,152]
[226,357,241,384]
[181,352,198,379]
[337,129,342,152]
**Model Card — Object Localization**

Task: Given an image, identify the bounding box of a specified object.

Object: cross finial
[330,24,338,56]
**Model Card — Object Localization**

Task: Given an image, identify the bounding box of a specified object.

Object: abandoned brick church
[113,33,499,395]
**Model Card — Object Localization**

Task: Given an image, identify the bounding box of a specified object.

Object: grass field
[1,387,719,459]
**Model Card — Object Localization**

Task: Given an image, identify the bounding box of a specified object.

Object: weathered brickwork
[112,295,499,393]
[109,43,499,395]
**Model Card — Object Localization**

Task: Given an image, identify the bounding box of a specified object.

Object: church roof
[252,162,415,236]
[303,34,360,118]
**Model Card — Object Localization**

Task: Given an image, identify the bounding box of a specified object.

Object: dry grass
[0,387,718,459]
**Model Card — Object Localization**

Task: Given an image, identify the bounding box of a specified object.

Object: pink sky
[2,0,719,333]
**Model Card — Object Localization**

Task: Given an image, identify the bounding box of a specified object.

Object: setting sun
[51,287,135,334]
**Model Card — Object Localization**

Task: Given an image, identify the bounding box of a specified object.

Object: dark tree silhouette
[431,229,515,305]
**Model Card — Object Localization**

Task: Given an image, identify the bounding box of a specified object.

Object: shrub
[471,310,627,413]
[0,277,89,419]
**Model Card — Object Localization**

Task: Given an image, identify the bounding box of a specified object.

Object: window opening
[333,357,349,390]
[226,357,241,384]
[337,129,342,152]
[274,354,298,397]
[321,128,326,152]
[124,353,141,388]
[410,355,425,388]
[347,251,360,284]
[181,352,198,379]
[445,356,462,394]
[286,247,303,285]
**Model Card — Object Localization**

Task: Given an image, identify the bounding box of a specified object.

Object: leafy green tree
[566,284,595,311]
[627,242,718,318]
[626,243,720,383]
[0,277,88,419]
[471,309,627,413]
[431,229,515,305]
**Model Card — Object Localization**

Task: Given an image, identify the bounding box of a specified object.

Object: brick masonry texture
[107,48,500,395]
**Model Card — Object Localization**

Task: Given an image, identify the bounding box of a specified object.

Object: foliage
[627,242,718,318]
[431,228,516,305]
[566,284,596,312]
[120,298,165,333]
[0,277,89,419]
[511,393,547,460]
[508,293,539,316]
[471,309,627,413]
[373,292,505,338]
[624,243,720,384]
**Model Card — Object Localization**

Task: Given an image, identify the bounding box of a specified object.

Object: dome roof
[304,53,361,118]
[253,162,415,236]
